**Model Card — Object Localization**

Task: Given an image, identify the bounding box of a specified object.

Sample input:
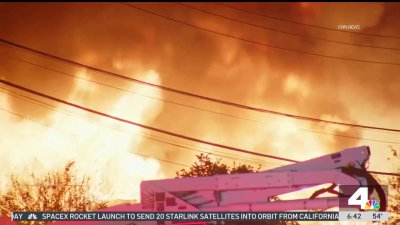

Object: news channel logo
[339,185,388,211]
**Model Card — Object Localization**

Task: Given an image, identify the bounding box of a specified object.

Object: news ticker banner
[12,211,389,222]
[11,185,390,222]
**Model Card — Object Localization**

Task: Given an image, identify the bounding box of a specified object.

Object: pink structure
[138,145,383,213]
[3,146,386,225]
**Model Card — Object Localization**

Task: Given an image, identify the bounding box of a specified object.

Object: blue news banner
[12,211,339,222]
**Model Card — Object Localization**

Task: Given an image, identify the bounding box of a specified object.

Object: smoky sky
[1,2,400,177]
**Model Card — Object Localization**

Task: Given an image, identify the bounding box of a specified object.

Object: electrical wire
[1,79,399,177]
[0,87,279,168]
[0,102,190,169]
[219,3,400,39]
[9,56,400,144]
[121,3,400,66]
[0,90,282,169]
[1,39,399,133]
[177,3,400,51]
[0,79,297,163]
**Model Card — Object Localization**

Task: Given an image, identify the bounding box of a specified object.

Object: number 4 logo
[348,187,369,209]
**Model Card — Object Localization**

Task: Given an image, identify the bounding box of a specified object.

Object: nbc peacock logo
[364,200,380,210]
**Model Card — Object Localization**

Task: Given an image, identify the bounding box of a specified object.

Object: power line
[121,3,400,66]
[142,134,281,167]
[177,3,400,51]
[1,39,399,133]
[0,86,76,116]
[1,83,278,169]
[1,86,278,168]
[220,3,400,39]
[0,99,190,169]
[4,83,397,170]
[301,129,400,145]
[0,89,280,169]
[0,106,75,137]
[369,170,400,177]
[0,85,99,126]
[10,56,400,144]
[134,152,189,168]
[1,93,396,178]
[1,79,399,177]
[0,79,296,163]
[0,87,268,165]
[0,81,398,171]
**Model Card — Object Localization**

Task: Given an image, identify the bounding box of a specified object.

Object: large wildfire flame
[0,3,399,211]
[0,69,165,201]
